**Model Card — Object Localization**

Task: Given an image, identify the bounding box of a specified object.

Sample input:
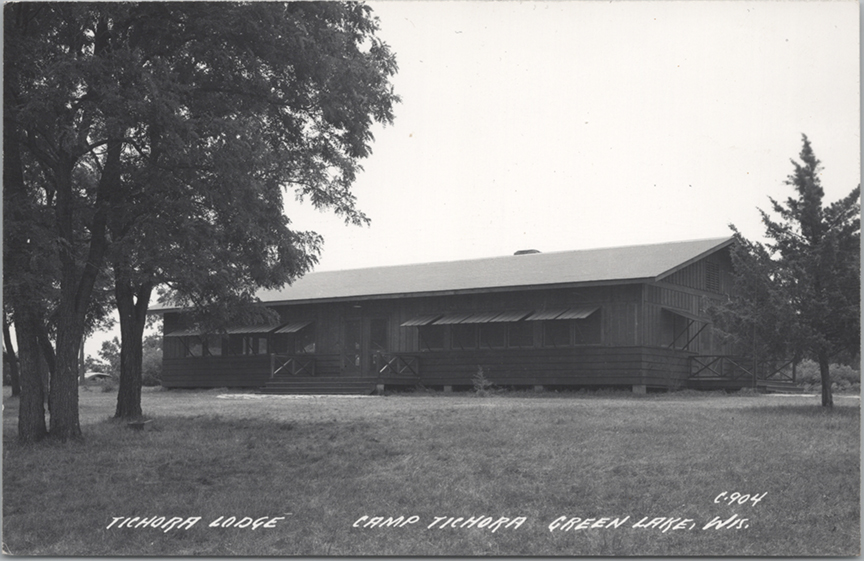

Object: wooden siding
[162,355,272,388]
[162,354,343,387]
[644,247,736,356]
[661,245,733,295]
[159,275,720,388]
[414,346,691,388]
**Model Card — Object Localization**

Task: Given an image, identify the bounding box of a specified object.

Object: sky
[285,0,860,270]
[87,0,860,357]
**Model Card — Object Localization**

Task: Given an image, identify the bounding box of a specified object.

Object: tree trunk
[79,335,86,385]
[818,349,833,408]
[49,323,83,440]
[114,277,153,419]
[4,318,21,397]
[14,311,47,443]
[47,128,122,440]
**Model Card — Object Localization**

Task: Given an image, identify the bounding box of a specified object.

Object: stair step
[758,382,804,394]
[258,376,378,395]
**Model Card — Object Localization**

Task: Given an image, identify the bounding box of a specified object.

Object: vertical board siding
[661,247,734,296]
[160,274,717,389]
[664,261,705,291]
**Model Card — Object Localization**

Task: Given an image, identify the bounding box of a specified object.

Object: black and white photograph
[2,0,860,556]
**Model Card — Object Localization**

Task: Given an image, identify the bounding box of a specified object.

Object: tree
[718,135,860,407]
[3,315,21,396]
[4,3,399,434]
[98,338,122,378]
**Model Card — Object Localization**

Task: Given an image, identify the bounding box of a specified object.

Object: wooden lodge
[158,237,797,394]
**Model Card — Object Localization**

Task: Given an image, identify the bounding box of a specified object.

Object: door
[344,319,363,376]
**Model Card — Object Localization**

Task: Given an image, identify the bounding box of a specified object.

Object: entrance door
[344,319,363,376]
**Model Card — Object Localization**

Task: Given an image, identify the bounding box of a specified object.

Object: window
[272,322,315,354]
[508,322,534,348]
[370,318,388,352]
[272,333,292,354]
[223,335,244,356]
[205,335,223,356]
[573,312,602,345]
[544,321,571,347]
[242,336,268,355]
[451,324,477,350]
[183,336,203,357]
[296,325,315,354]
[479,323,507,349]
[670,313,690,350]
[706,261,720,292]
[419,324,445,351]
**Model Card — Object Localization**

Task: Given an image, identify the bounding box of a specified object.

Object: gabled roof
[246,236,734,305]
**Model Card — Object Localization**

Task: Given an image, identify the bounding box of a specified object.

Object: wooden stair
[259,376,377,395]
[686,377,804,393]
[756,380,805,394]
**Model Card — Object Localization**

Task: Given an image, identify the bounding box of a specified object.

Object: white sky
[285,0,860,270]
[86,0,861,357]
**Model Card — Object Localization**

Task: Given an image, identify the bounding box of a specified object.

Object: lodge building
[158,237,791,394]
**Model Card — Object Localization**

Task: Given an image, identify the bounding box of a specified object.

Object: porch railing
[270,354,316,378]
[375,353,420,379]
[689,356,795,383]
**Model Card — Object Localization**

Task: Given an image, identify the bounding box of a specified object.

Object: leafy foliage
[98,335,162,386]
[795,360,859,387]
[4,2,400,434]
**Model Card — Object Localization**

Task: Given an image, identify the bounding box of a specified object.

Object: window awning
[164,328,202,337]
[433,312,475,325]
[556,306,599,320]
[525,309,566,321]
[662,307,704,322]
[402,311,533,326]
[400,314,443,327]
[164,325,279,337]
[488,310,532,322]
[274,321,312,334]
[526,306,598,321]
[223,325,280,334]
[459,311,506,324]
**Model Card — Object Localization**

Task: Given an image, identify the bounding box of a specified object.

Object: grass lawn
[2,386,859,556]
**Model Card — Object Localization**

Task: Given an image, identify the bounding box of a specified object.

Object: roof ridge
[306,236,735,275]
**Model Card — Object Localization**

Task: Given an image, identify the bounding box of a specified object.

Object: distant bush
[796,360,860,386]
[141,338,162,387]
[99,334,162,386]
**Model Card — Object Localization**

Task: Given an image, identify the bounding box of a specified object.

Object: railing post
[270,353,275,379]
[753,357,758,388]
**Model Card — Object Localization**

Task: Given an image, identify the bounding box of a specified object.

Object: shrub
[472,366,497,397]
[795,360,860,385]
[141,350,162,387]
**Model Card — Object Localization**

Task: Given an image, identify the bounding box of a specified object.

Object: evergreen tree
[719,135,860,407]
